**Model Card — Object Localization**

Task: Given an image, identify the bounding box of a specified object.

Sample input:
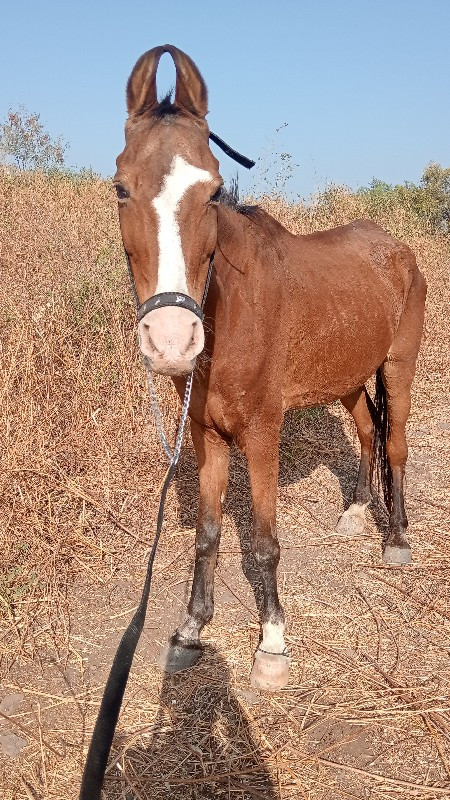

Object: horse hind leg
[336,386,374,535]
[376,360,415,563]
[377,269,426,564]
[336,368,414,562]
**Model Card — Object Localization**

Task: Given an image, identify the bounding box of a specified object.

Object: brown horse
[114,45,426,691]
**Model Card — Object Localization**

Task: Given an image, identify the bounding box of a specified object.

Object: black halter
[127,251,215,322]
[137,291,205,322]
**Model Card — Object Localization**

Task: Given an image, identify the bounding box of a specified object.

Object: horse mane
[219,177,258,217]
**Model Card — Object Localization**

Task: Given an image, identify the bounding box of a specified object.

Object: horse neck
[216,204,259,273]
[216,203,289,277]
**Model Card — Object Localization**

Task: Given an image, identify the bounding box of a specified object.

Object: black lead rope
[79,462,176,800]
[209,131,255,170]
[79,136,254,800]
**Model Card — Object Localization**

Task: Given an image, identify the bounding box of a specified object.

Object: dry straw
[1,169,449,798]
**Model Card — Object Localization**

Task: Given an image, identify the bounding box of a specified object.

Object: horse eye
[114,184,130,201]
[209,186,222,203]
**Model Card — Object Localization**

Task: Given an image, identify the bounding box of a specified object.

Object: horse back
[281,219,420,408]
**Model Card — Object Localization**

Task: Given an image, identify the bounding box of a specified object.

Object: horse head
[114,45,223,376]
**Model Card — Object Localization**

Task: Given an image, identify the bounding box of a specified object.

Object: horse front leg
[243,429,289,691]
[162,421,230,673]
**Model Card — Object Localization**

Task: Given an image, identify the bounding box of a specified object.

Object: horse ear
[126,46,166,115]
[164,44,208,118]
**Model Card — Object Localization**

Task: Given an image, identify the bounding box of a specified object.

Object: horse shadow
[173,405,389,615]
[100,408,385,797]
[104,643,278,799]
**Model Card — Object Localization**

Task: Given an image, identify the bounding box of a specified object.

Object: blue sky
[1,1,449,198]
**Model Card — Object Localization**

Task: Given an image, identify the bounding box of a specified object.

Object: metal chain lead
[146,370,174,462]
[143,253,214,466]
[146,369,193,465]
[173,372,193,462]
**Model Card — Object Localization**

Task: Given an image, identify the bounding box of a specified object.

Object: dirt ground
[1,229,449,799]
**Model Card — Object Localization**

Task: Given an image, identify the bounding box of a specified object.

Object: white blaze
[153,154,211,294]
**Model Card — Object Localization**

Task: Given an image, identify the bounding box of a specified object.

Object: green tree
[0,106,68,171]
[358,166,450,232]
[420,162,450,229]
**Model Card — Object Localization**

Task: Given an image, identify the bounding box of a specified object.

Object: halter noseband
[127,251,215,322]
[137,292,205,322]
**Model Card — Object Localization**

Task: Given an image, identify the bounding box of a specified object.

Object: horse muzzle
[139,305,205,376]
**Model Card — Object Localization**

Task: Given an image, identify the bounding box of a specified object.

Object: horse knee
[359,420,374,450]
[386,438,408,468]
[195,513,221,558]
[252,525,280,571]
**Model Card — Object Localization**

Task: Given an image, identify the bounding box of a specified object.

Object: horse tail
[369,367,392,512]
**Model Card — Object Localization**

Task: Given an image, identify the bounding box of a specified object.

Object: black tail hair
[369,367,392,512]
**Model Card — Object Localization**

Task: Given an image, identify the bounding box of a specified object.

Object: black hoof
[383,544,412,565]
[158,637,203,674]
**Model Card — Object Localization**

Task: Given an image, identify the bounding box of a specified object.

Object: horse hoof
[335,504,366,536]
[383,544,412,565]
[250,649,290,691]
[158,639,202,674]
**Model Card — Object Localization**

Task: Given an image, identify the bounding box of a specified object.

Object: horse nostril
[145,329,161,356]
[181,322,199,356]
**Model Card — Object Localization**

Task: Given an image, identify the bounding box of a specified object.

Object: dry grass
[0,170,449,799]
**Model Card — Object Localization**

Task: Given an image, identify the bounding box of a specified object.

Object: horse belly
[282,283,400,409]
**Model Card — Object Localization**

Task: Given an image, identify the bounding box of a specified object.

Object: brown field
[0,171,449,799]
